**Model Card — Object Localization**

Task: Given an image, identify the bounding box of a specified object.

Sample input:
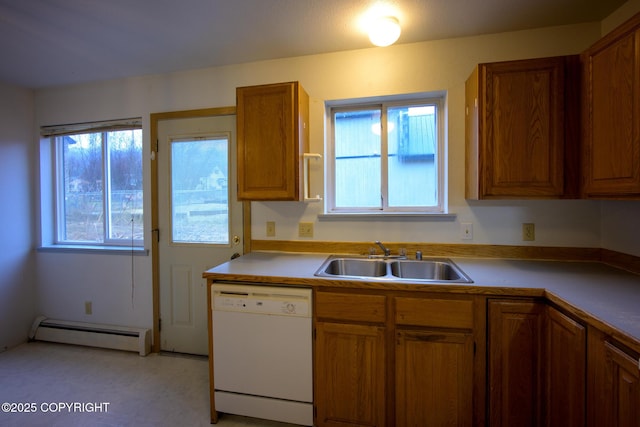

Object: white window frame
[39,118,144,250]
[325,93,447,215]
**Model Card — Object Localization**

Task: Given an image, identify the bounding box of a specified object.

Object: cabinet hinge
[158,318,162,332]
[473,341,476,356]
[156,139,159,153]
[312,328,316,340]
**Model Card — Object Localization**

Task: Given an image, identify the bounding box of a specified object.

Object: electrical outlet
[298,222,314,238]
[85,301,92,315]
[522,223,535,241]
[266,221,276,237]
[461,222,473,240]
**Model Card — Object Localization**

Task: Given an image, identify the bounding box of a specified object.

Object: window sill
[37,245,149,256]
[319,212,457,221]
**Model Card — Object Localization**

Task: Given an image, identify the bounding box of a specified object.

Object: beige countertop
[204,251,640,348]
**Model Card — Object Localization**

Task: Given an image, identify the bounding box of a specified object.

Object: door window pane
[171,137,229,244]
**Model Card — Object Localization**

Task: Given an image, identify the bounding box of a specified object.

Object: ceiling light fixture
[368,16,401,47]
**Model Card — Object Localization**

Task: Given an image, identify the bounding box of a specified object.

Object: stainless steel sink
[314,256,473,283]
[319,258,388,277]
[389,259,469,281]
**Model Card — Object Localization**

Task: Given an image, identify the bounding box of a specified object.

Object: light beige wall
[33,22,611,329]
[602,0,640,35]
[252,23,604,247]
[0,83,36,349]
[36,22,604,249]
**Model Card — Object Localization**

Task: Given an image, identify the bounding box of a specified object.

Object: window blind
[40,117,142,137]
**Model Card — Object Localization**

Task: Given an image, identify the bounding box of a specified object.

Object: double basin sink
[314,255,473,284]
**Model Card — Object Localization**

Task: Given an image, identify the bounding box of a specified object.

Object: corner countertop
[204,251,640,349]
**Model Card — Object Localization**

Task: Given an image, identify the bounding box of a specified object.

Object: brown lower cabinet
[314,291,387,427]
[587,327,640,427]
[546,305,586,427]
[488,299,547,427]
[313,291,638,427]
[488,300,588,427]
[488,298,640,427]
[315,322,386,426]
[314,289,483,427]
[395,329,473,426]
[205,261,640,427]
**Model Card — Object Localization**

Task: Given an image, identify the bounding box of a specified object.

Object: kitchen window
[40,118,143,249]
[327,94,445,214]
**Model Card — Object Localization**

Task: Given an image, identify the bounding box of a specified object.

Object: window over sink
[326,93,446,215]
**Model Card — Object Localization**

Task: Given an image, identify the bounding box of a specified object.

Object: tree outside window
[54,126,143,245]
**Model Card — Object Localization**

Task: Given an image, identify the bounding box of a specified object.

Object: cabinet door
[236,81,309,200]
[466,56,578,199]
[546,306,586,427]
[588,326,640,427]
[395,330,473,427]
[582,14,640,198]
[315,322,386,427]
[488,300,545,427]
[604,341,640,427]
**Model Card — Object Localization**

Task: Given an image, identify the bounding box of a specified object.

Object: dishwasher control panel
[212,284,311,317]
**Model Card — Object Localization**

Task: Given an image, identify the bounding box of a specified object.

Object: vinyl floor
[0,342,301,427]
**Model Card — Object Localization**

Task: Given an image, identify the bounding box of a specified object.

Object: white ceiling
[0,0,627,89]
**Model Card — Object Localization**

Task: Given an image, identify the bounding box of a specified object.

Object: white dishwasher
[211,283,313,426]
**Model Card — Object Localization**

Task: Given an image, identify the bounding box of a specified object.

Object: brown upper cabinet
[582,12,640,198]
[465,56,580,199]
[236,81,309,201]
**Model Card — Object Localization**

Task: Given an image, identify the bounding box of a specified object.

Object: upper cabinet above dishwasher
[236,81,310,201]
[465,56,580,199]
[582,12,640,199]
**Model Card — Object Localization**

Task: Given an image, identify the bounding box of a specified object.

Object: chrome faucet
[374,241,391,257]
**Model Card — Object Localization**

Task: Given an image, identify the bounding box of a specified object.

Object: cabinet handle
[303,153,323,202]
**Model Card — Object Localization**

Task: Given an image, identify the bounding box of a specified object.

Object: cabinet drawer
[395,297,474,329]
[316,292,386,323]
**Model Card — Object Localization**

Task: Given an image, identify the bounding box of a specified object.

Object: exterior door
[157,114,242,355]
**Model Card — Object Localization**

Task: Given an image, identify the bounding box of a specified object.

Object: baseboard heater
[29,317,151,356]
